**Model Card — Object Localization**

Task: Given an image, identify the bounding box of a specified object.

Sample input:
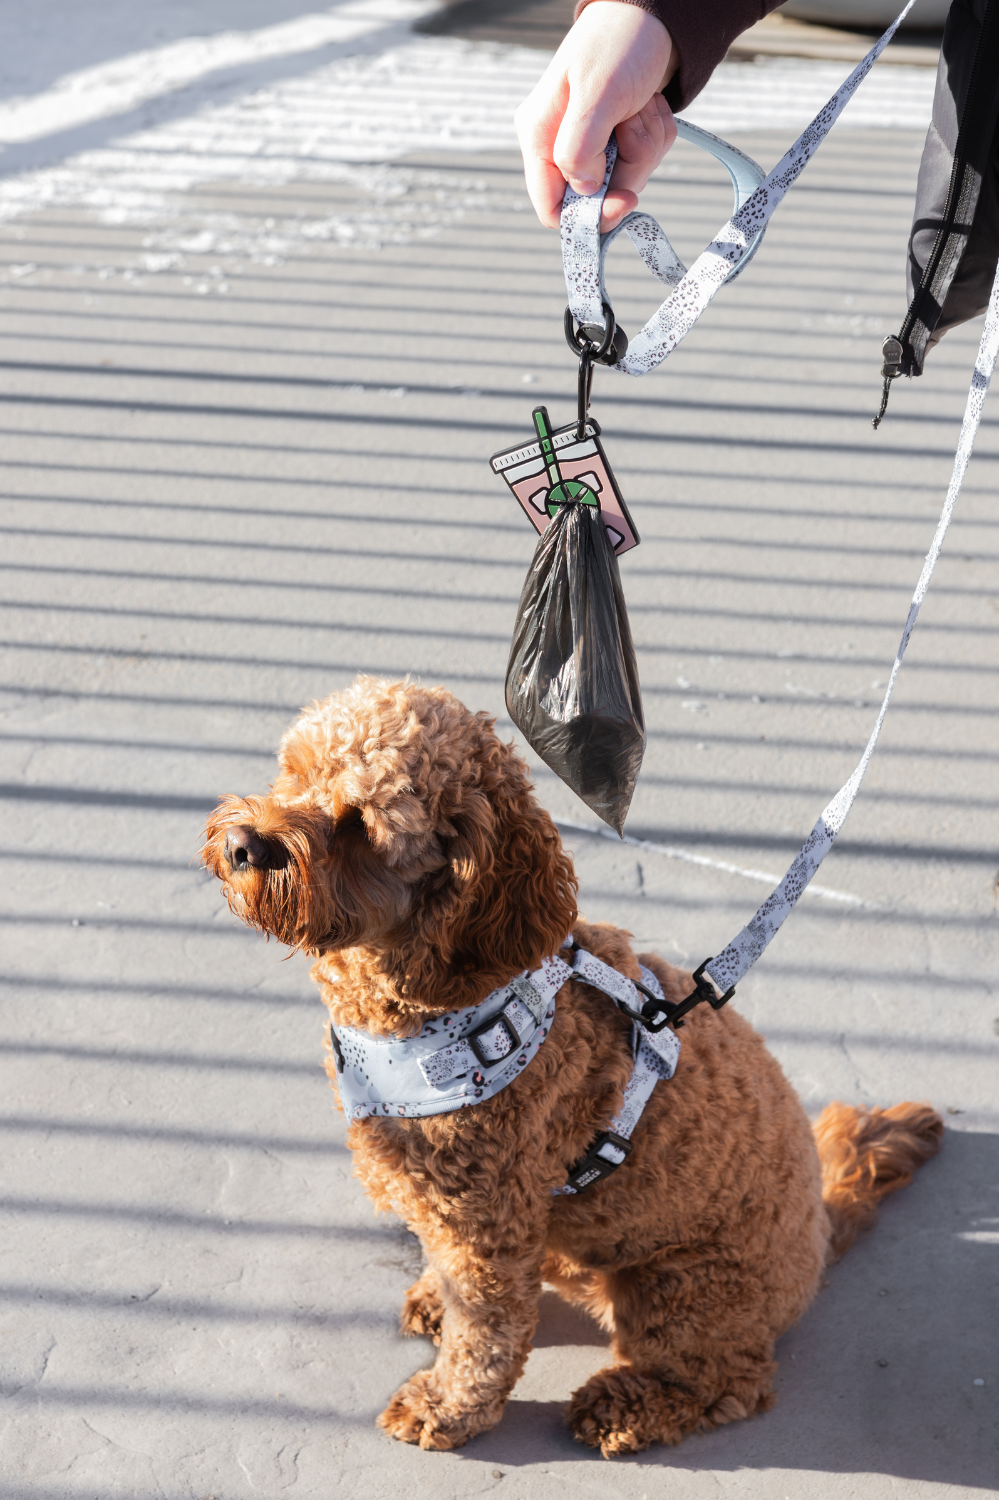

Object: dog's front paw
[400,1271,444,1344]
[378,1370,500,1450]
[568,1366,702,1457]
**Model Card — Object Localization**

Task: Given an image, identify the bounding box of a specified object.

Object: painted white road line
[555,816,873,908]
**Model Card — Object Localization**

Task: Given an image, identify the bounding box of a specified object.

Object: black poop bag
[505,500,645,836]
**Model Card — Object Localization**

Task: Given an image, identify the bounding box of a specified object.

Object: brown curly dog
[201,675,943,1457]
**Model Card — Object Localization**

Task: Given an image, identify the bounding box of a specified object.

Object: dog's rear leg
[566,1250,780,1458]
[815,1100,943,1261]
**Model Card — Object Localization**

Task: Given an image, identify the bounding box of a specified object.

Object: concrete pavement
[0,6,996,1497]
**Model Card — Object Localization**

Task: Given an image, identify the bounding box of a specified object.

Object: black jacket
[897,0,999,374]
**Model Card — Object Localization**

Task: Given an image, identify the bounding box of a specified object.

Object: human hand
[515,0,677,233]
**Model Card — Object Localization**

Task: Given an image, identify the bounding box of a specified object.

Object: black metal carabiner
[565,302,627,438]
[576,347,594,439]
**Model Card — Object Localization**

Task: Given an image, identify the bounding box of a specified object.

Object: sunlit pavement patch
[0,4,935,268]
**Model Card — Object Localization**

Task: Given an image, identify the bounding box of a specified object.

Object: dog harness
[329,942,680,1195]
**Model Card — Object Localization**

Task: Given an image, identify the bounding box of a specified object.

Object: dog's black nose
[224,825,274,871]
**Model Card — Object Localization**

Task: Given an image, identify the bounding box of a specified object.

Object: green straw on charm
[532,406,599,517]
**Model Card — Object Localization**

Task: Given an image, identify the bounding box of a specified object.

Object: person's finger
[550,9,672,196]
[611,93,676,196]
[552,89,624,197]
[523,155,572,229]
[515,6,675,228]
[599,93,676,229]
[599,186,639,232]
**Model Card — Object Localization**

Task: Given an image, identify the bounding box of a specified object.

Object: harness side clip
[564,1129,633,1193]
[329,1023,345,1073]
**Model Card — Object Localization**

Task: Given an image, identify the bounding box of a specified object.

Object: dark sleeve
[901,0,999,372]
[573,0,785,112]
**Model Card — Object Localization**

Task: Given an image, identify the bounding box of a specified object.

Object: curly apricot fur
[202,676,943,1457]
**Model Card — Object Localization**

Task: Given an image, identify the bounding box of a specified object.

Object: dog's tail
[814,1101,943,1262]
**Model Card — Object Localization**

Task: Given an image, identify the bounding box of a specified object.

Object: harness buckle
[467,1007,522,1068]
[565,1130,633,1194]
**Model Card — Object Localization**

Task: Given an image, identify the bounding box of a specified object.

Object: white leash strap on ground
[705,255,999,994]
[560,0,917,376]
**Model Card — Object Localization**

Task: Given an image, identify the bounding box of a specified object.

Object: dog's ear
[397,736,578,1008]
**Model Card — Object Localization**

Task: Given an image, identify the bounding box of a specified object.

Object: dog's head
[201,677,578,1013]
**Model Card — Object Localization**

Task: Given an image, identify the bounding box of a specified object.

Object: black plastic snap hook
[619,961,736,1033]
[666,960,736,1030]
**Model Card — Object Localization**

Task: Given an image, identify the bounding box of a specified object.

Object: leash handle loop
[561,3,918,377]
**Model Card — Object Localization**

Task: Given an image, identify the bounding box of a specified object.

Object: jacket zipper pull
[873,335,904,429]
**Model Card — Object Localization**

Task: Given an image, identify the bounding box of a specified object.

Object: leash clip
[565,302,625,439]
[563,301,627,365]
[619,965,734,1034]
[664,959,736,1030]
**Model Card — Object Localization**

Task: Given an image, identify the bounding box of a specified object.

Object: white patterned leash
[560,119,770,345]
[558,0,996,1017]
[561,0,917,375]
[700,256,999,998]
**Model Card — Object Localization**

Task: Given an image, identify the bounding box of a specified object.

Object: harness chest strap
[556,954,679,1195]
[328,944,680,1195]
